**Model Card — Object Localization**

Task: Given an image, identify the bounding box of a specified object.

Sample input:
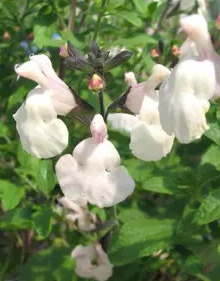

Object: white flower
[179,14,220,97]
[15,54,76,116]
[129,93,174,161]
[124,65,171,114]
[59,197,97,231]
[13,86,68,158]
[55,114,135,208]
[159,59,215,144]
[108,65,174,161]
[71,244,113,281]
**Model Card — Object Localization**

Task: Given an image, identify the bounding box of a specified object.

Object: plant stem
[154,0,172,34]
[93,0,108,41]
[68,0,76,31]
[98,91,105,117]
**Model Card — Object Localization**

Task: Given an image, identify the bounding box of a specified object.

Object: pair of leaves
[65,41,133,74]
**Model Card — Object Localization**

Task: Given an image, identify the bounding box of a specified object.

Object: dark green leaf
[110,218,174,265]
[33,207,53,240]
[36,160,56,194]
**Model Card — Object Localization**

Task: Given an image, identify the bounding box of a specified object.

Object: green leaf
[0,180,24,211]
[132,0,148,16]
[175,246,203,276]
[119,11,142,27]
[17,145,40,178]
[36,160,56,194]
[110,218,174,265]
[0,121,11,138]
[195,189,220,225]
[205,123,220,146]
[21,246,75,281]
[114,34,157,47]
[0,208,33,230]
[201,145,220,171]
[33,207,53,240]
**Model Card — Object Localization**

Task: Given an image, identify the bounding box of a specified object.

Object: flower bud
[150,49,159,58]
[2,31,10,40]
[88,74,104,91]
[171,45,181,56]
[59,43,68,58]
[216,14,220,30]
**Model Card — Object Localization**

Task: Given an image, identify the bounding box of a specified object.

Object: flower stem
[68,0,77,31]
[98,90,105,118]
[93,0,108,41]
[154,0,172,34]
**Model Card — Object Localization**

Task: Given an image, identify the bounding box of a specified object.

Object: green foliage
[1,0,220,281]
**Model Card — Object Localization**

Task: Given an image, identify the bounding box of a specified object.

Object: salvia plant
[2,0,220,281]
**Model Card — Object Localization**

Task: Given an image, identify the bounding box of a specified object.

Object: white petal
[55,154,87,206]
[107,113,139,132]
[15,61,47,86]
[179,14,210,46]
[30,54,77,115]
[125,72,137,86]
[30,54,68,88]
[130,123,174,161]
[13,88,68,158]
[71,244,113,281]
[73,138,121,172]
[125,64,171,114]
[159,59,214,143]
[56,139,135,208]
[85,166,135,208]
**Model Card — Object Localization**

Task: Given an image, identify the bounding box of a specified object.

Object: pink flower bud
[59,43,68,58]
[88,74,104,91]
[171,45,181,56]
[150,49,159,58]
[216,14,220,30]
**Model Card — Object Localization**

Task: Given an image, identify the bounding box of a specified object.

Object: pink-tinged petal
[71,244,113,281]
[125,72,137,86]
[125,64,171,114]
[13,87,68,158]
[90,114,108,143]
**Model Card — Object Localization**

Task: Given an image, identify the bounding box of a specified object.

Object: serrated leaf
[119,11,142,27]
[110,218,174,265]
[36,160,56,194]
[33,207,53,240]
[0,180,24,211]
[195,189,220,225]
